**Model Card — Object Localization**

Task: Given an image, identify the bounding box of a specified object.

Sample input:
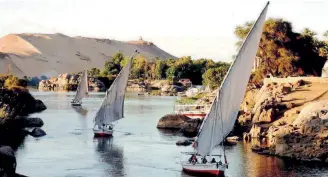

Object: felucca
[93,50,138,137]
[71,66,88,106]
[181,2,269,176]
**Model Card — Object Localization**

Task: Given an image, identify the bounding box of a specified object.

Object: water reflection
[157,129,187,142]
[72,106,88,117]
[93,137,125,177]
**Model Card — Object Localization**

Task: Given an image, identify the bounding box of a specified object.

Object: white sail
[194,2,269,156]
[73,68,88,102]
[94,57,132,126]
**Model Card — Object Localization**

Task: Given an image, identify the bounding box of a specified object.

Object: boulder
[38,73,106,91]
[23,118,44,128]
[29,128,46,137]
[0,146,16,177]
[157,114,190,129]
[176,139,194,146]
[181,118,202,135]
[258,108,275,123]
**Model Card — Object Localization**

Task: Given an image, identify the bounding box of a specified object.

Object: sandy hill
[0,33,176,77]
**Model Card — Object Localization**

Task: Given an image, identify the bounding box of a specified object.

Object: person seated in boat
[189,154,197,164]
[211,158,216,163]
[202,156,207,164]
[218,160,222,165]
[72,100,81,104]
[188,155,193,163]
[107,125,113,130]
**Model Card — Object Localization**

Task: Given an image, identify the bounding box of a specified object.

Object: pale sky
[0,0,327,62]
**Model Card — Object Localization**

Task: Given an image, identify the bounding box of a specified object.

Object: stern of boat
[93,124,113,137]
[180,152,226,177]
[181,162,225,177]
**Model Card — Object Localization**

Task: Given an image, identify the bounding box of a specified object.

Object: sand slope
[0,33,176,77]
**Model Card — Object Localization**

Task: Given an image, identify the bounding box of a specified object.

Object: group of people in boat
[188,154,223,168]
[71,100,82,105]
[94,124,113,131]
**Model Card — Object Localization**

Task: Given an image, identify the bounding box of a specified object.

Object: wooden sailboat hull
[182,163,225,176]
[71,102,81,106]
[93,129,113,137]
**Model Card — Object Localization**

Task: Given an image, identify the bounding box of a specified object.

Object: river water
[14,92,328,177]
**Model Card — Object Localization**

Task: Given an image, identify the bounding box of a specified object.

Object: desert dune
[0,33,176,77]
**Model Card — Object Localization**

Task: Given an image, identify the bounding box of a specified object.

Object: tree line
[88,52,231,89]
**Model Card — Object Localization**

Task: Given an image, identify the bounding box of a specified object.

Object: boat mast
[209,96,218,160]
[218,89,226,163]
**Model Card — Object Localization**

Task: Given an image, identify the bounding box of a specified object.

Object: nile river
[14,92,328,177]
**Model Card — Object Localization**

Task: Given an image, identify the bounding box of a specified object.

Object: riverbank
[38,73,107,91]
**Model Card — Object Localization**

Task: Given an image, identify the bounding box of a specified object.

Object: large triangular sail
[194,2,269,156]
[72,68,88,102]
[93,52,135,126]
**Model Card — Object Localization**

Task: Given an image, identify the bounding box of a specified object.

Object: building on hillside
[178,78,192,87]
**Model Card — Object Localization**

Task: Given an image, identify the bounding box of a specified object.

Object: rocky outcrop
[0,88,47,148]
[0,146,16,177]
[157,114,202,135]
[38,73,106,92]
[239,79,328,163]
[266,101,328,162]
[29,128,46,137]
[157,114,190,129]
[180,118,203,136]
[160,85,184,96]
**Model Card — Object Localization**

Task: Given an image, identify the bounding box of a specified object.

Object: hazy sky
[0,0,327,62]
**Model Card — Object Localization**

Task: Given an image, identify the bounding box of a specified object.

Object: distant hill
[0,33,176,77]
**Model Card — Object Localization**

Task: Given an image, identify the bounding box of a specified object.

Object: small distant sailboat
[93,50,138,137]
[181,2,269,176]
[71,67,89,106]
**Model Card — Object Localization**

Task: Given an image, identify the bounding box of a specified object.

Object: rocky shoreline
[0,86,47,176]
[158,77,328,163]
[157,114,202,137]
[239,78,328,163]
[38,74,185,96]
[38,73,106,92]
